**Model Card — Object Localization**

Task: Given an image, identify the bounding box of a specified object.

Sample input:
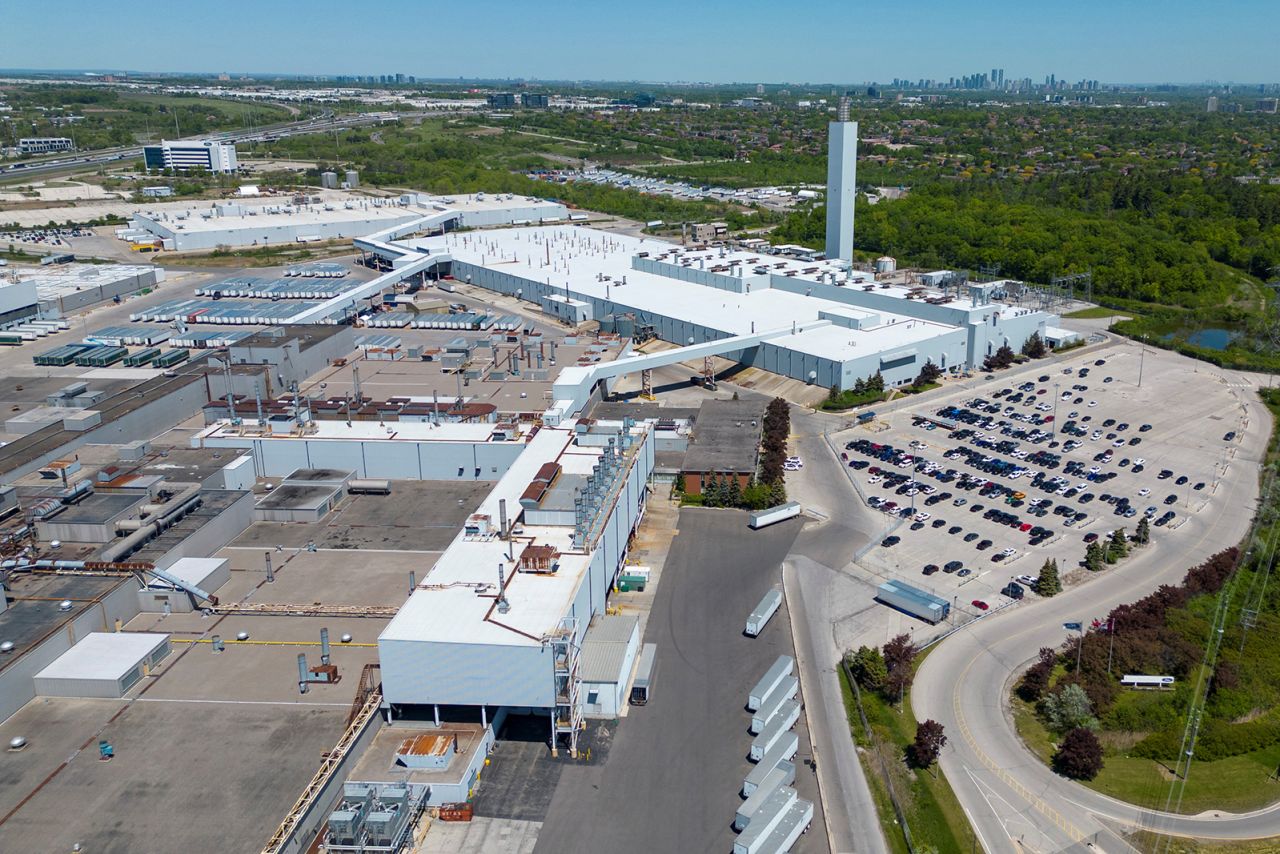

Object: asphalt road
[912,359,1278,853]
[781,404,893,854]
[534,508,826,854]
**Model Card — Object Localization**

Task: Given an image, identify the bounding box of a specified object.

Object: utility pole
[1138,335,1147,388]
[1106,619,1116,674]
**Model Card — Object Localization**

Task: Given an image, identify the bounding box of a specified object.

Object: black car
[1193,482,1206,491]
[1002,582,1025,600]
[944,560,964,571]
[910,521,926,531]
[1129,437,1142,446]
[882,536,901,547]
[963,532,980,543]
[1094,359,1106,366]
[976,539,993,550]
[1175,475,1189,485]
[1225,431,1236,441]
[1158,469,1173,480]
[923,564,940,575]
[1164,494,1178,505]
[1139,423,1153,432]
[1038,375,1050,382]
[948,525,963,535]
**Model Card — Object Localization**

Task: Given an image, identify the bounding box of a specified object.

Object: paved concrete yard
[418,816,541,854]
[534,508,827,854]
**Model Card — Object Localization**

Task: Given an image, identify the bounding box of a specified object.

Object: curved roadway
[913,355,1278,852]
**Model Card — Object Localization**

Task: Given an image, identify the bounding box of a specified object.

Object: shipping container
[732,786,798,854]
[750,675,799,735]
[747,655,794,711]
[755,797,814,854]
[734,768,794,831]
[745,588,783,636]
[747,501,801,530]
[74,346,127,367]
[749,700,800,762]
[743,734,798,794]
[0,334,24,347]
[876,579,950,624]
[123,347,161,367]
[153,349,190,368]
[629,643,657,705]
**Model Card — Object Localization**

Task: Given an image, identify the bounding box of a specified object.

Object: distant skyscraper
[1206,96,1219,112]
[825,96,858,264]
[756,83,765,95]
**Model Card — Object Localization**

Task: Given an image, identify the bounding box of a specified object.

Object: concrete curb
[782,560,843,854]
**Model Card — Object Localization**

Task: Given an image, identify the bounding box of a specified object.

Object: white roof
[35,632,168,682]
[416,227,973,362]
[380,419,648,648]
[151,557,227,590]
[196,419,506,445]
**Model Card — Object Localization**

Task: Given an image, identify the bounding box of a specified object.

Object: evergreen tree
[1084,541,1105,571]
[1021,332,1048,358]
[847,645,888,692]
[1135,516,1150,545]
[1035,558,1062,596]
[1106,528,1128,562]
[726,475,744,508]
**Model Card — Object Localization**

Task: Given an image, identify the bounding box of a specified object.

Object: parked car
[971,599,989,611]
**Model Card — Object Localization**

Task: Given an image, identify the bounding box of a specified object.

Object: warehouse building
[407,225,1061,393]
[377,416,654,755]
[128,194,567,253]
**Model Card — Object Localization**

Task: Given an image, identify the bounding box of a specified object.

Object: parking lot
[833,346,1253,617]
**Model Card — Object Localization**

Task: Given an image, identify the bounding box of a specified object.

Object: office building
[520,93,550,109]
[487,93,517,109]
[142,139,238,173]
[1207,96,1219,112]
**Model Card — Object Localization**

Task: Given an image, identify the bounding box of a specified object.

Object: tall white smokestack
[825,95,858,264]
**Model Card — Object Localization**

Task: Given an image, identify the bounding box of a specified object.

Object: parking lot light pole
[1052,382,1059,439]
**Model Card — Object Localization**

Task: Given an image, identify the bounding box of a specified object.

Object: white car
[1016,574,1037,585]
[1089,466,1101,474]
[1134,458,1146,465]
[868,475,882,484]
[1001,548,1017,556]
[1112,439,1125,447]
[915,512,931,521]
[1088,401,1098,407]
[1138,487,1151,497]
[785,456,803,467]
[783,463,801,472]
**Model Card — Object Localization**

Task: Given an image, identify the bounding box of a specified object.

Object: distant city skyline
[7,0,1278,85]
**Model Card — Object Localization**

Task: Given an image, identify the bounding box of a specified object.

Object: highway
[0,110,401,181]
[911,351,1278,853]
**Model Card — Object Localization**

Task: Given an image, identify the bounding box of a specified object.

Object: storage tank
[874,255,897,274]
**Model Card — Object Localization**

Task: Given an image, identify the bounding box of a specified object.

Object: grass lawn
[1064,306,1133,319]
[1013,681,1280,814]
[841,652,976,854]
[1126,831,1280,854]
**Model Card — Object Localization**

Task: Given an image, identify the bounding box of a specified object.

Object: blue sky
[6,0,1276,84]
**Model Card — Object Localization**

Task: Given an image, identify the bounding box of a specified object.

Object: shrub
[1054,727,1104,780]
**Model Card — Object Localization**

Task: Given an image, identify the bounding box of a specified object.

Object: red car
[971,599,990,611]
[1083,532,1099,543]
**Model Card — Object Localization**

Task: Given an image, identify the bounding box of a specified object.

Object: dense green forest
[772,172,1280,309]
